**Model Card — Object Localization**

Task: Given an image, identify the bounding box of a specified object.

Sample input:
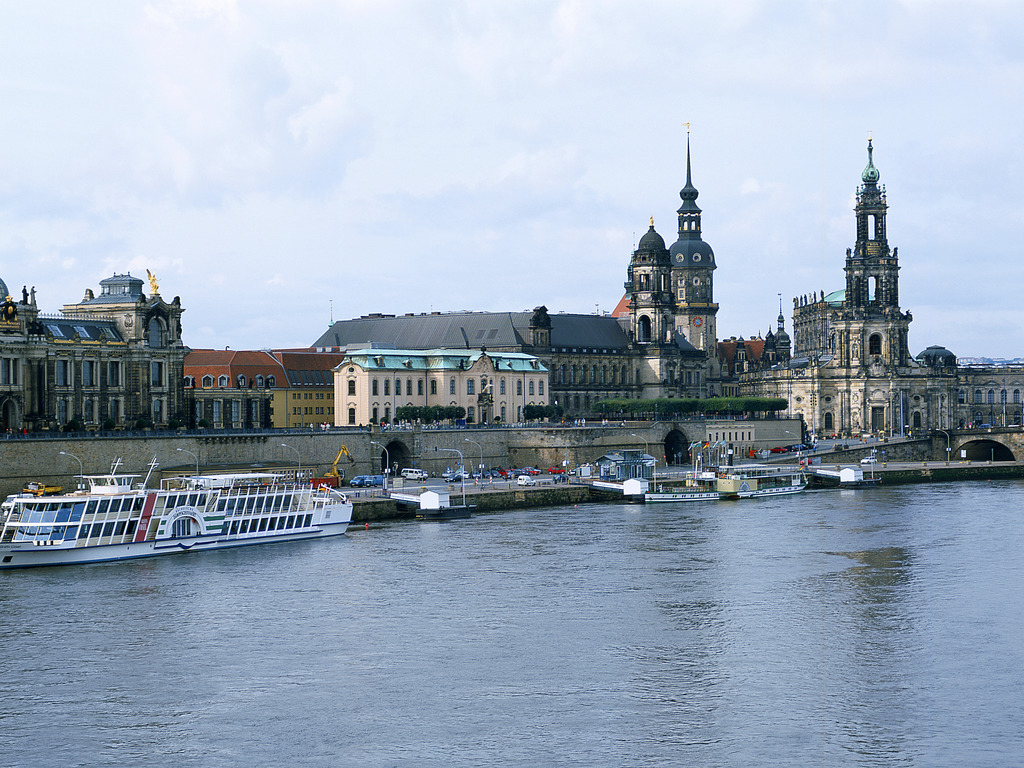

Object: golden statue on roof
[146,269,159,294]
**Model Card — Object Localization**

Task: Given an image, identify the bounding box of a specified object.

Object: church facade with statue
[0,272,185,432]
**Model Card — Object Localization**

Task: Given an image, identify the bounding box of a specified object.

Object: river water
[2,481,1022,767]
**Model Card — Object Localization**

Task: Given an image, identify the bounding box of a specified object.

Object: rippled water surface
[2,481,1023,767]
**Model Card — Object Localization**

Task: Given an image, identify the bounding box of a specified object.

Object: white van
[401,468,429,481]
[517,475,537,486]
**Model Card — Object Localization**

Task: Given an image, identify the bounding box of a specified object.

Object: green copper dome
[861,138,880,184]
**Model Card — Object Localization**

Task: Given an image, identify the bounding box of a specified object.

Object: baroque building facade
[738,140,1006,436]
[0,272,185,432]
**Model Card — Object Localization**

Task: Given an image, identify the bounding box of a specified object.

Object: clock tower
[669,137,718,351]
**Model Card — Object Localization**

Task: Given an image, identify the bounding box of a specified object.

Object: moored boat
[645,469,722,503]
[0,461,352,569]
[716,464,808,499]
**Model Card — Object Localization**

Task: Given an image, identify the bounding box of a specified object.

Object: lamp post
[937,429,951,465]
[280,443,301,482]
[436,447,466,507]
[176,447,199,476]
[59,450,83,489]
[465,438,483,479]
[370,440,390,491]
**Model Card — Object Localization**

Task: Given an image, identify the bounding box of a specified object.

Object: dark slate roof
[43,319,123,342]
[312,311,630,352]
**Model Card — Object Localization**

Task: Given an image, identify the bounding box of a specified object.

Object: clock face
[692,316,703,327]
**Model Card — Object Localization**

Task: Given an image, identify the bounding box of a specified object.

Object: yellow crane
[314,445,354,488]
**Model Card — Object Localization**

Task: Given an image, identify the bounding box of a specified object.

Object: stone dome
[637,223,666,252]
[918,345,957,367]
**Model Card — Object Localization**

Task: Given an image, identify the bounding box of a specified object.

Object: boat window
[240,519,250,533]
[64,526,78,541]
[229,521,239,535]
[274,517,284,530]
[286,515,295,529]
[114,521,127,537]
[126,520,137,537]
[258,518,268,532]
[303,514,312,527]
[78,524,91,539]
[188,494,199,507]
[216,498,226,512]
[85,500,97,515]
[134,497,144,511]
[102,521,116,537]
[56,505,72,523]
[97,500,110,515]
[72,503,85,521]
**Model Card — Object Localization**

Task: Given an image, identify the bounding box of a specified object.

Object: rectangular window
[417,379,423,396]
[538,381,544,395]
[372,379,379,396]
[467,379,475,395]
[107,361,121,387]
[384,379,390,396]
[529,381,534,396]
[55,359,69,386]
[150,361,164,388]
[430,380,436,395]
[348,380,356,395]
[82,360,96,387]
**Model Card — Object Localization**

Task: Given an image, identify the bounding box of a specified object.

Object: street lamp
[937,429,951,465]
[370,440,390,490]
[177,447,199,476]
[436,447,467,508]
[280,443,301,481]
[465,438,483,479]
[59,450,83,489]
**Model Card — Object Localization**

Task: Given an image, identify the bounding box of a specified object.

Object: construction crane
[314,445,354,488]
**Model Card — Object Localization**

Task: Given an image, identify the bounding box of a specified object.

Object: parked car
[860,455,878,465]
[517,475,537,486]
[444,470,469,481]
[769,446,788,454]
[350,475,384,487]
[522,467,541,475]
[547,466,565,475]
[400,468,429,481]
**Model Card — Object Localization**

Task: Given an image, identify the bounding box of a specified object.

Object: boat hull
[645,490,722,503]
[0,520,350,570]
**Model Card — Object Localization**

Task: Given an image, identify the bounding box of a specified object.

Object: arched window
[147,317,166,348]
[450,378,456,395]
[347,380,356,396]
[823,412,834,430]
[517,380,523,396]
[1015,389,1021,404]
[430,380,437,395]
[988,389,995,404]
[218,375,228,387]
[500,379,506,395]
[868,334,882,355]
[383,379,390,396]
[348,408,356,425]
[637,316,652,343]
[266,376,276,387]
[372,379,378,396]
[974,389,982,404]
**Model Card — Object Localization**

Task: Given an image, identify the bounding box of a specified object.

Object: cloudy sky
[1,1,1021,358]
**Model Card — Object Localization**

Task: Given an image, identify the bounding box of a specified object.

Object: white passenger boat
[645,469,722,503]
[715,464,808,499]
[0,461,352,569]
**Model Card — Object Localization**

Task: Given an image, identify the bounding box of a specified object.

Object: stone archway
[376,440,412,475]
[0,398,15,431]
[959,439,1015,462]
[663,429,690,466]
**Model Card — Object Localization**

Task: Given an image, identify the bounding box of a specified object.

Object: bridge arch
[957,439,1015,462]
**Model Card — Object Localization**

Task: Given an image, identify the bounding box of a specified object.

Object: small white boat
[0,460,352,569]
